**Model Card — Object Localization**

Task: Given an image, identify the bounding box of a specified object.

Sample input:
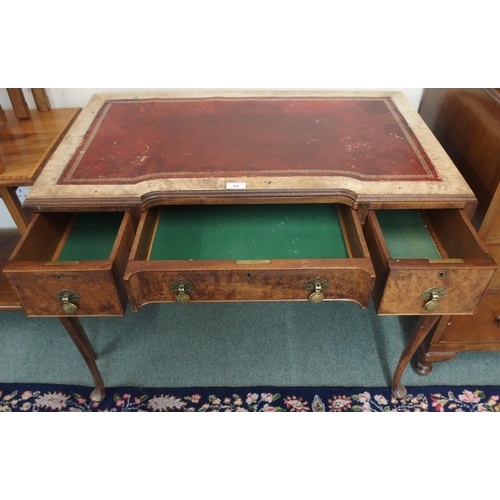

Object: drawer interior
[146,204,351,261]
[11,212,125,262]
[375,209,488,260]
[58,212,124,261]
[376,210,441,259]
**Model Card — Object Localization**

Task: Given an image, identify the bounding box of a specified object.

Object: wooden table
[4,91,496,402]
[0,108,80,308]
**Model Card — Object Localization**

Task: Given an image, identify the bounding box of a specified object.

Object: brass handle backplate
[56,289,81,314]
[169,279,195,305]
[420,286,447,312]
[304,277,330,304]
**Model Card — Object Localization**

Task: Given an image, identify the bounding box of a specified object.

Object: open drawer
[4,211,136,316]
[124,204,375,310]
[364,209,497,315]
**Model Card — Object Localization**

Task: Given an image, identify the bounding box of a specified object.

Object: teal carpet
[1,300,500,389]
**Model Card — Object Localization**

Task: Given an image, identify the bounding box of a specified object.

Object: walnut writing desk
[4,91,496,402]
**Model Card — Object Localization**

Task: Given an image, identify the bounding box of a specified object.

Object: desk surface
[25,90,475,210]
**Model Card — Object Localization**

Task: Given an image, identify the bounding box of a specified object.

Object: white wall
[0,88,424,113]
[0,87,423,228]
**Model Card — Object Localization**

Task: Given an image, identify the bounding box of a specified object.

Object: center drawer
[4,211,135,316]
[365,209,497,315]
[124,204,375,310]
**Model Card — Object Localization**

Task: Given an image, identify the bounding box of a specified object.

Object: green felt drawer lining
[376,210,441,259]
[54,208,442,263]
[58,212,124,261]
[149,204,349,261]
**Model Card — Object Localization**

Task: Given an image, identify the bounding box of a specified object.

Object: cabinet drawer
[365,209,496,315]
[441,291,500,344]
[124,204,375,310]
[4,211,135,316]
[484,242,500,289]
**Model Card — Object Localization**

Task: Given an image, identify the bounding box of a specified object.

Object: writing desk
[5,91,496,402]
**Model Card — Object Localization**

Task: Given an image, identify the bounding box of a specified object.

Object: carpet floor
[2,300,500,412]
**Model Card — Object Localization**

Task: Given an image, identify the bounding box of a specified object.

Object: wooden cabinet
[416,88,500,371]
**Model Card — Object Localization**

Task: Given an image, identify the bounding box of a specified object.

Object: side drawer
[124,204,375,310]
[4,211,136,317]
[365,209,497,315]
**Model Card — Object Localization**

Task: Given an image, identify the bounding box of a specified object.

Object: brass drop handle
[56,289,81,314]
[304,277,330,304]
[420,286,447,312]
[176,283,190,305]
[169,279,195,305]
[309,282,324,304]
[424,290,440,312]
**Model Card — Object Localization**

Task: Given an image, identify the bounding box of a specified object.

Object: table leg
[391,315,440,398]
[59,317,106,403]
[0,186,29,234]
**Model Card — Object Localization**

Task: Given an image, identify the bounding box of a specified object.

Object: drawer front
[378,267,493,315]
[6,268,125,316]
[4,211,135,317]
[365,209,497,315]
[125,263,374,310]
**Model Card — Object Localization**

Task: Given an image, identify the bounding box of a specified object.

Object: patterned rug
[2,383,499,412]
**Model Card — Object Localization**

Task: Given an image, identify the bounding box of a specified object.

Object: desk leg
[391,315,440,398]
[59,317,106,403]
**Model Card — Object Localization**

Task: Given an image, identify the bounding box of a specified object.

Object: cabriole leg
[59,317,106,403]
[391,315,440,398]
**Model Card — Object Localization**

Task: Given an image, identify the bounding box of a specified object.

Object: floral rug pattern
[1,384,499,412]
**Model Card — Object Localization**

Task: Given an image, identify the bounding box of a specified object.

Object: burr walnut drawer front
[4,211,135,317]
[124,204,375,310]
[364,209,497,315]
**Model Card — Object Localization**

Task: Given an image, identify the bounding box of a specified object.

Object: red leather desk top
[26,91,476,211]
[58,97,440,185]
